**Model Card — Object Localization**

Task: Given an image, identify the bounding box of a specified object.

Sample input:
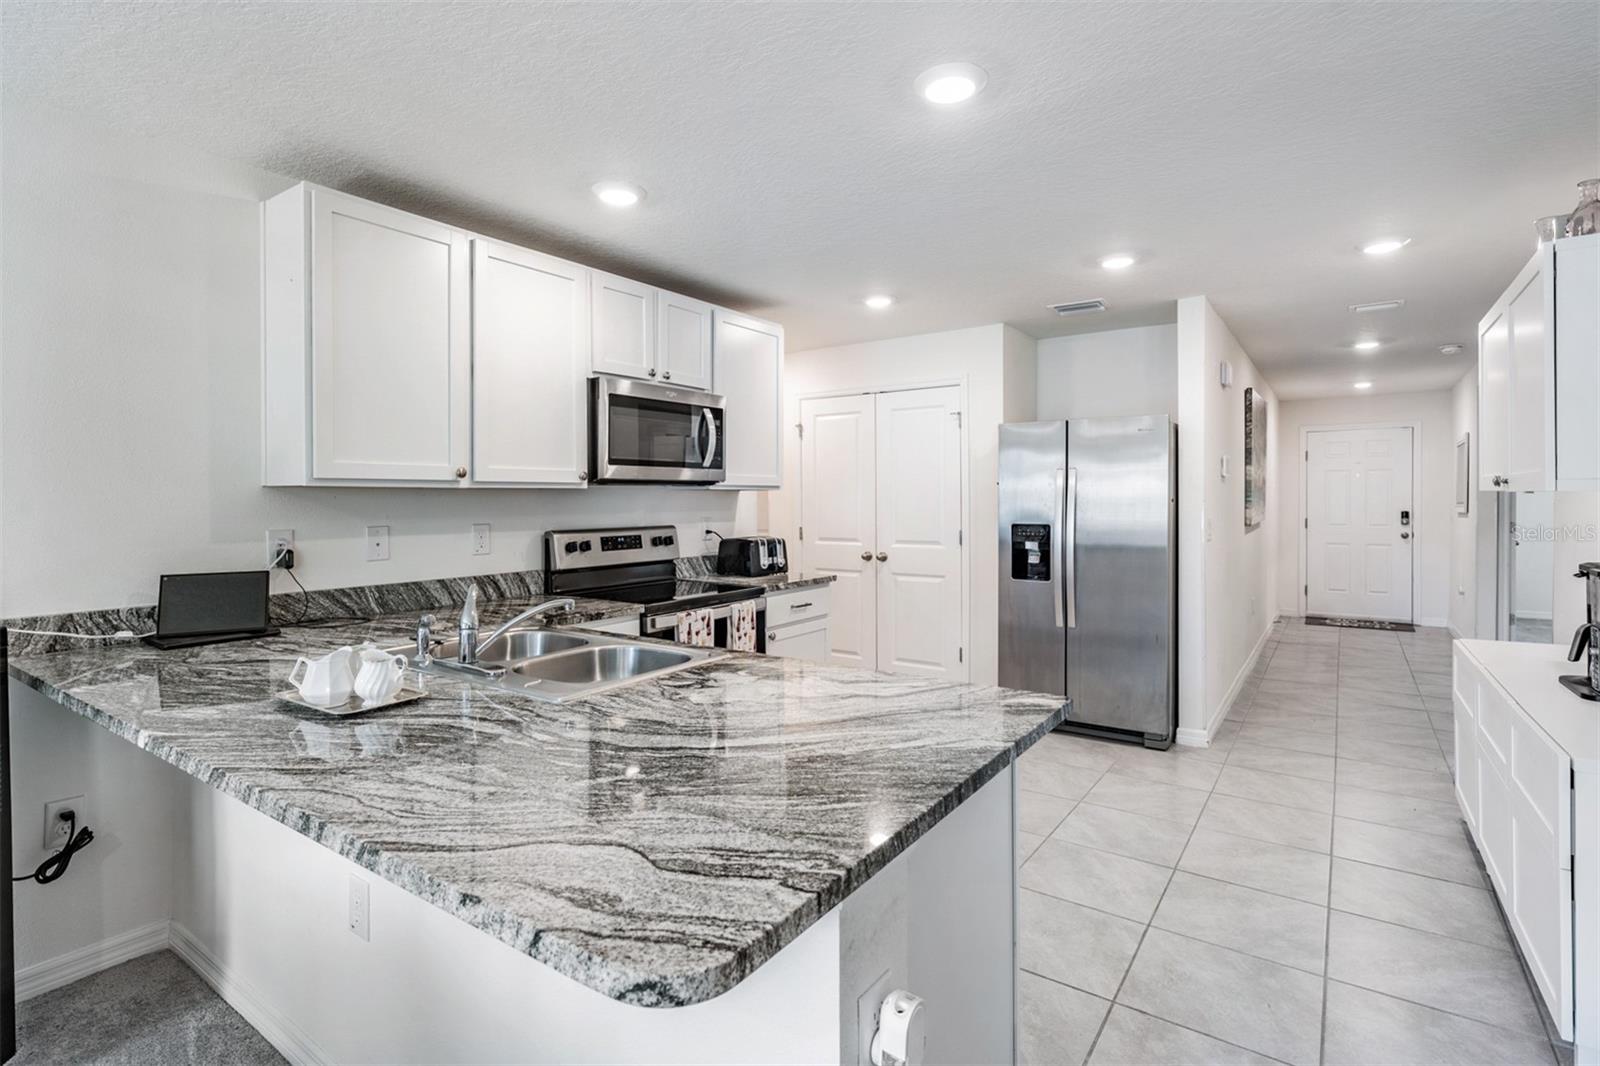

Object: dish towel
[727,601,758,652]
[674,608,715,648]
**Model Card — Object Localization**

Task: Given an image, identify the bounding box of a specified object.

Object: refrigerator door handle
[1053,468,1066,629]
[1065,467,1079,629]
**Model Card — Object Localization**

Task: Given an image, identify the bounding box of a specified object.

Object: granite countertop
[8,603,1065,1007]
[705,572,835,593]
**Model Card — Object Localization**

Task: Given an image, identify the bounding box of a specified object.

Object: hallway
[1015,619,1563,1065]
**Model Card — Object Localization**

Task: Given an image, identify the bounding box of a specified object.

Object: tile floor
[1016,618,1566,1066]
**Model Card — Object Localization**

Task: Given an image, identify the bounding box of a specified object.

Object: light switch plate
[366,525,390,562]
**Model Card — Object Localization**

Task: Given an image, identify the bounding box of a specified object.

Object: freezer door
[998,422,1068,697]
[1066,416,1177,740]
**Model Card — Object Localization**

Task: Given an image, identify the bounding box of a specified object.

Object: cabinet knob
[662,371,672,380]
[876,551,888,562]
[648,368,658,377]
[455,466,468,479]
[1401,531,1411,540]
[861,551,873,561]
[578,471,589,482]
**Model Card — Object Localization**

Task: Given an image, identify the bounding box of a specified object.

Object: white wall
[0,97,762,619]
[1035,323,1177,422]
[1273,389,1455,627]
[1449,370,1497,638]
[767,323,1035,685]
[1175,297,1278,744]
[1512,493,1556,619]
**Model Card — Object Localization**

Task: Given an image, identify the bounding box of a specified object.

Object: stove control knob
[579,540,593,552]
[663,535,675,545]
[650,535,663,546]
[564,542,578,554]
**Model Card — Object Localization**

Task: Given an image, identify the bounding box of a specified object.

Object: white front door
[799,393,877,670]
[799,386,966,679]
[1305,426,1414,622]
[874,387,965,679]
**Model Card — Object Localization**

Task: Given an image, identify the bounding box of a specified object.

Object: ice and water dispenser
[1009,523,1052,582]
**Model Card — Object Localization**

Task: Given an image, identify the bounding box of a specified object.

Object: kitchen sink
[393,626,719,703]
[509,645,693,685]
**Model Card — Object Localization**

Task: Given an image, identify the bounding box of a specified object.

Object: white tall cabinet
[1477,234,1600,492]
[714,311,785,489]
[264,185,472,485]
[470,240,590,486]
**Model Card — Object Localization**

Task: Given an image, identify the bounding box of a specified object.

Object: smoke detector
[1439,343,1464,355]
[1048,299,1107,317]
[1349,299,1406,314]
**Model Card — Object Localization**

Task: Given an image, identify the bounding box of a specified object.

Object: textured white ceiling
[4,1,1596,398]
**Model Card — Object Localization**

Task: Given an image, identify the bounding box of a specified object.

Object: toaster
[717,536,788,577]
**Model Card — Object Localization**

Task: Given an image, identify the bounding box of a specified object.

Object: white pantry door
[799,386,966,679]
[1305,426,1415,622]
[874,387,965,679]
[798,394,877,670]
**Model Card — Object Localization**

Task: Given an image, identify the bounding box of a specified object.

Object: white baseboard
[1416,616,1451,628]
[1177,618,1276,749]
[15,919,171,1001]
[169,921,329,1066]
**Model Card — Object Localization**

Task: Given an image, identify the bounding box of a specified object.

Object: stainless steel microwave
[589,375,726,484]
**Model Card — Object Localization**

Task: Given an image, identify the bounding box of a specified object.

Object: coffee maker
[1563,562,1600,700]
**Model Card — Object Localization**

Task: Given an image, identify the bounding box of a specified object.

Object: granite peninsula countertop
[7,600,1064,1007]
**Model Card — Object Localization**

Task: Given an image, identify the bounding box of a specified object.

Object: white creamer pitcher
[287,646,357,707]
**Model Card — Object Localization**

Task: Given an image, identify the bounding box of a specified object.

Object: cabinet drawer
[765,587,831,627]
[1477,683,1513,773]
[766,616,829,662]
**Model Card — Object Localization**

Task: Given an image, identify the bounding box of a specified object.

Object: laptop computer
[142,570,281,650]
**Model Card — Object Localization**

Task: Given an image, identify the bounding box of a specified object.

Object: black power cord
[12,812,94,885]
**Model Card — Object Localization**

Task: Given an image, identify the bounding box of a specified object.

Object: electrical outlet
[471,523,491,556]
[856,969,894,1065]
[267,529,295,568]
[366,525,390,562]
[348,875,370,941]
[43,795,85,850]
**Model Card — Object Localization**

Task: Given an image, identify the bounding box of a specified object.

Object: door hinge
[1305,450,1309,460]
[951,411,962,429]
[1305,584,1309,596]
[1304,518,1308,529]
[958,529,964,545]
[798,525,804,541]
[958,646,964,663]
[796,422,804,440]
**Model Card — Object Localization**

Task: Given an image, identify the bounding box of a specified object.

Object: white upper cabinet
[471,240,589,487]
[656,290,714,390]
[1478,234,1599,492]
[264,183,471,485]
[590,271,656,380]
[713,310,784,489]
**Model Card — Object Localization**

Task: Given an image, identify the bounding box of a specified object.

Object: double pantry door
[799,386,966,681]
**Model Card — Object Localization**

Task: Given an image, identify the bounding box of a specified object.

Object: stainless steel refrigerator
[998,417,1177,748]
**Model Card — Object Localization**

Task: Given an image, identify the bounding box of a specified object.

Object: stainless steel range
[544,526,767,650]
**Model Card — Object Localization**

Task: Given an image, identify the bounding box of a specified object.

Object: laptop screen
[157,571,271,637]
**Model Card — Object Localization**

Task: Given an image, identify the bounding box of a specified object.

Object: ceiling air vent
[1348,299,1405,314]
[1048,299,1107,317]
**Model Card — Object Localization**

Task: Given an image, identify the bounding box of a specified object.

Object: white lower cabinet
[1453,641,1592,1055]
[764,587,831,662]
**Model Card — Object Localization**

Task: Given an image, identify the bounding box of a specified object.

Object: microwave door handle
[1053,468,1066,629]
[701,408,718,468]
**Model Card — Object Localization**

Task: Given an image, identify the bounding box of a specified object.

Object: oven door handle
[700,408,718,468]
[645,598,763,633]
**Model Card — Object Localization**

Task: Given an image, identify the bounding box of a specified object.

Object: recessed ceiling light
[1353,340,1381,352]
[1362,237,1411,256]
[1099,253,1136,271]
[592,181,644,208]
[863,294,894,310]
[915,62,987,105]
[1354,381,1373,390]
[1440,343,1464,355]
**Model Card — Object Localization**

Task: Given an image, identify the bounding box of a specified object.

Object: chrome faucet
[473,598,577,659]
[458,584,481,665]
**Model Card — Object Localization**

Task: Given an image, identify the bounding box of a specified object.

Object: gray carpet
[12,950,284,1066]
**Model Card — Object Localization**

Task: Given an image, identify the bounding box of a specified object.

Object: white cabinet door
[766,617,830,662]
[800,393,877,671]
[1506,268,1553,490]
[590,271,655,380]
[874,387,966,680]
[713,311,783,489]
[310,187,470,481]
[1479,309,1511,491]
[656,290,713,391]
[470,240,589,486]
[1508,706,1574,1034]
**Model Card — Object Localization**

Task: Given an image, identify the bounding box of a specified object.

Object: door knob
[1401,531,1411,539]
[876,551,888,562]
[861,551,873,561]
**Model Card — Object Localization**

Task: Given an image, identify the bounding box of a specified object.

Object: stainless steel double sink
[393,627,721,704]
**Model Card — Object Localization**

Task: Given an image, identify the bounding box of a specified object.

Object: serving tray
[275,681,428,717]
